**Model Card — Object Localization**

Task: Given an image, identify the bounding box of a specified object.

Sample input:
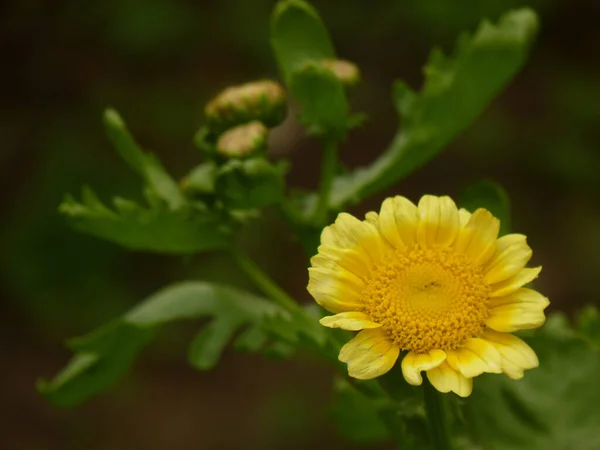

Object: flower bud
[204,80,286,133]
[321,59,361,88]
[216,121,268,159]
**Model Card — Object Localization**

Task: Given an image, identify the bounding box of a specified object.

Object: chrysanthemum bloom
[308,195,549,397]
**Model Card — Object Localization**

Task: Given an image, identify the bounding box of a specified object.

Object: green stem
[424,380,451,450]
[313,138,338,224]
[230,248,300,314]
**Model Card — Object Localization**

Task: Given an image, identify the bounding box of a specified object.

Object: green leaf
[60,187,231,254]
[270,0,335,82]
[331,377,392,444]
[290,63,349,138]
[38,282,284,407]
[104,108,186,210]
[460,179,511,235]
[215,158,286,210]
[326,9,538,210]
[467,312,600,450]
[270,0,349,139]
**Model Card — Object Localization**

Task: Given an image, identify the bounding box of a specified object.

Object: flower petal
[320,312,382,331]
[490,267,542,298]
[417,195,460,249]
[378,196,419,248]
[487,288,549,332]
[307,267,364,313]
[446,338,502,378]
[453,209,500,265]
[401,349,447,385]
[484,234,532,285]
[316,245,372,280]
[325,212,386,263]
[339,329,400,380]
[481,330,539,379]
[426,362,473,397]
[458,208,471,227]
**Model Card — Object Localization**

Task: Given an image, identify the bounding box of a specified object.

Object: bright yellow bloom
[308,195,549,397]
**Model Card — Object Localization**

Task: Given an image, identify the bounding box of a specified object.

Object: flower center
[361,245,491,353]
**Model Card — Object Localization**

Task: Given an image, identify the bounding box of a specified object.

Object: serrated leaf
[326,9,538,210]
[38,282,284,407]
[59,187,231,254]
[460,179,511,235]
[104,108,186,210]
[270,0,335,82]
[467,312,600,450]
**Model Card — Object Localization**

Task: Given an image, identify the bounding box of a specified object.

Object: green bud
[321,59,361,88]
[204,80,286,133]
[217,121,268,159]
[215,158,285,209]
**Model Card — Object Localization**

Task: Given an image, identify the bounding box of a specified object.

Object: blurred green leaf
[467,312,600,450]
[331,377,392,444]
[575,305,600,348]
[270,0,335,82]
[327,8,538,209]
[38,282,284,407]
[290,63,349,138]
[270,0,350,139]
[460,179,511,235]
[60,187,231,254]
[215,158,286,210]
[181,162,218,196]
[104,108,186,210]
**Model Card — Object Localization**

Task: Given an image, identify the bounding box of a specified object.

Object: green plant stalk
[424,380,451,450]
[313,137,338,224]
[230,248,301,314]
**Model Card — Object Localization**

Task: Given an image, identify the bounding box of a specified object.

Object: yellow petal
[328,212,386,263]
[426,362,473,397]
[401,349,447,385]
[316,245,372,280]
[490,267,542,298]
[339,329,400,380]
[458,208,471,227]
[453,209,500,265]
[487,289,549,332]
[378,196,419,248]
[417,195,460,249]
[481,330,539,379]
[446,338,502,378]
[320,312,382,331]
[484,234,532,285]
[307,268,364,313]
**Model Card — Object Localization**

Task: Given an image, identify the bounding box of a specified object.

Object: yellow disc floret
[362,246,491,353]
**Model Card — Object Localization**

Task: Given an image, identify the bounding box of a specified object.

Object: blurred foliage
[1,0,600,449]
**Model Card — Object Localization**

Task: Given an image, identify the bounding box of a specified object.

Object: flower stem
[313,137,338,224]
[230,248,301,314]
[424,380,451,450]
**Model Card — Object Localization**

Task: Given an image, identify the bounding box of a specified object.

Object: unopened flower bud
[205,80,286,133]
[321,59,361,88]
[217,121,268,159]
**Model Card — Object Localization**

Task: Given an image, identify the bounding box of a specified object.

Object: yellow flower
[308,195,549,397]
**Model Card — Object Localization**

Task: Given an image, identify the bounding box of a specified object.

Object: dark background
[1,0,599,448]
